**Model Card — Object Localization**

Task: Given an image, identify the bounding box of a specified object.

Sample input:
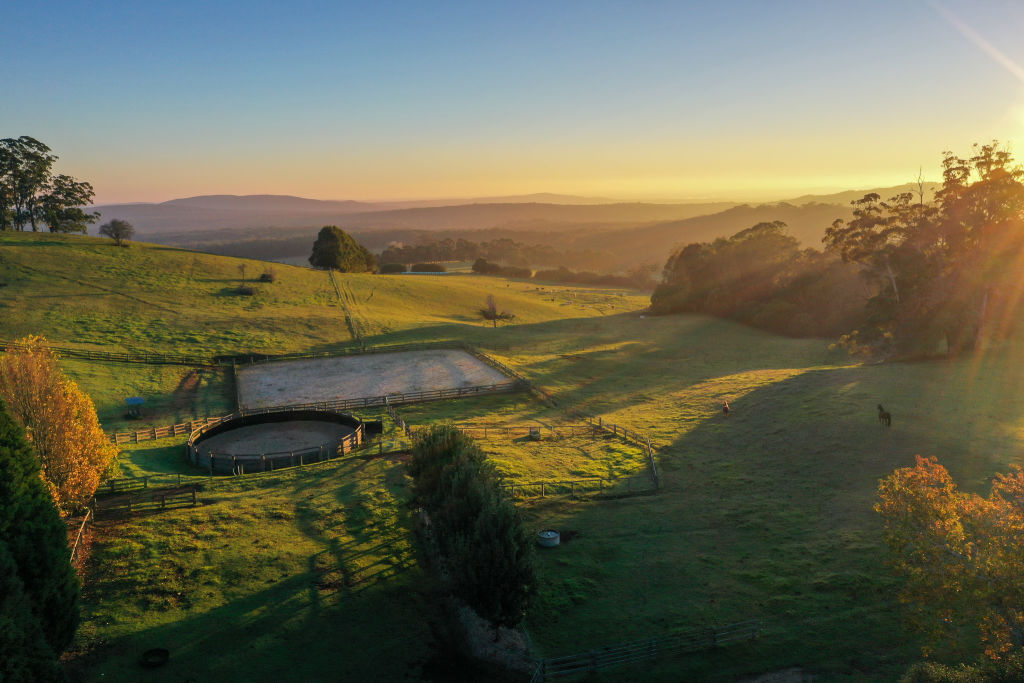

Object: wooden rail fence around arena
[12,332,661,488]
[109,381,521,444]
[529,620,762,681]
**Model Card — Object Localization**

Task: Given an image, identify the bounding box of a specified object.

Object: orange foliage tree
[877,455,1024,659]
[0,336,115,514]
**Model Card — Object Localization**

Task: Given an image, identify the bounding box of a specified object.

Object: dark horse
[722,400,730,418]
[877,404,892,427]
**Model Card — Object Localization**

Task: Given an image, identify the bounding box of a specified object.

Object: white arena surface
[235,349,511,409]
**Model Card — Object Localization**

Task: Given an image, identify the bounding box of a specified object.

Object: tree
[38,174,99,233]
[0,336,116,514]
[479,294,515,327]
[98,218,134,247]
[0,398,80,671]
[825,142,1024,357]
[0,138,96,234]
[408,426,536,630]
[309,226,375,271]
[877,456,1024,660]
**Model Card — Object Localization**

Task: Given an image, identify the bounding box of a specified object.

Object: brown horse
[877,404,892,427]
[722,400,731,418]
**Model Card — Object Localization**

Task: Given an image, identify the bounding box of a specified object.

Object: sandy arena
[196,420,354,455]
[235,349,510,409]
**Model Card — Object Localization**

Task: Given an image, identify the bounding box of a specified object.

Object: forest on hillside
[652,143,1024,357]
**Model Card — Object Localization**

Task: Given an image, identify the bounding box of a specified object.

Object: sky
[5,0,1024,204]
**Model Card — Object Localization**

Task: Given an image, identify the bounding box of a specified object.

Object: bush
[258,269,276,282]
[379,262,407,274]
[410,262,446,273]
[236,285,256,295]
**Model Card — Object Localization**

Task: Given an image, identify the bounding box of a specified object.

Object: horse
[877,404,892,427]
[722,400,730,418]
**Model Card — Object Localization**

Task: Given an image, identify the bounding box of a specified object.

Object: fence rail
[532,620,761,680]
[108,381,521,444]
[91,485,199,519]
[68,509,92,565]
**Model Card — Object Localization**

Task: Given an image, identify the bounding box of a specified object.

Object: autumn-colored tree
[877,455,1024,660]
[0,336,115,514]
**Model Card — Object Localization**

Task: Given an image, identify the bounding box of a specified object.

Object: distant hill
[571,201,853,269]
[783,182,941,207]
[90,195,739,235]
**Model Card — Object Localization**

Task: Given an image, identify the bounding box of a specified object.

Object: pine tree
[0,398,80,660]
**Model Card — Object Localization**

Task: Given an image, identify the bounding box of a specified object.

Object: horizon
[6,1,1024,204]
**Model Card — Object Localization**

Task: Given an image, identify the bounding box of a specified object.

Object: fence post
[541,482,545,497]
[192,487,197,506]
[571,482,575,498]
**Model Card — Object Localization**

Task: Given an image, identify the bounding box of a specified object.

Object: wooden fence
[384,404,657,500]
[110,416,226,444]
[109,381,521,444]
[530,620,761,681]
[91,485,199,519]
[68,509,92,565]
[0,339,211,366]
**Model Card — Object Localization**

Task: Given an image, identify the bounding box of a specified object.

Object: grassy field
[59,360,235,434]
[0,231,647,357]
[7,232,1024,679]
[70,454,437,682]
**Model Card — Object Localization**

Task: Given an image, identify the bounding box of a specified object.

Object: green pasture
[7,233,1024,678]
[60,360,235,433]
[0,231,647,357]
[71,455,441,682]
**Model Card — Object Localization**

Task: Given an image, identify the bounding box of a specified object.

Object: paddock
[187,409,366,474]
[235,349,510,409]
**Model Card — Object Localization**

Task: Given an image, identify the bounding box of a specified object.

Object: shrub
[379,262,407,274]
[236,285,256,295]
[258,268,276,282]
[410,262,446,273]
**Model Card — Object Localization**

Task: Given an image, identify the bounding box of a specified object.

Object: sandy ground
[236,349,510,409]
[197,420,354,455]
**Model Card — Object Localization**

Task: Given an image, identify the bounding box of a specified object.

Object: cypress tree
[0,541,63,682]
[0,399,79,659]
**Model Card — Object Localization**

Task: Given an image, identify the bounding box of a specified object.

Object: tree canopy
[408,426,536,629]
[877,456,1024,661]
[0,336,116,515]
[98,218,135,247]
[309,226,375,271]
[651,221,868,337]
[0,136,98,233]
[0,398,80,676]
[824,142,1024,356]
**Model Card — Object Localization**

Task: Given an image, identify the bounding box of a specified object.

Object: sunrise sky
[6,0,1024,204]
